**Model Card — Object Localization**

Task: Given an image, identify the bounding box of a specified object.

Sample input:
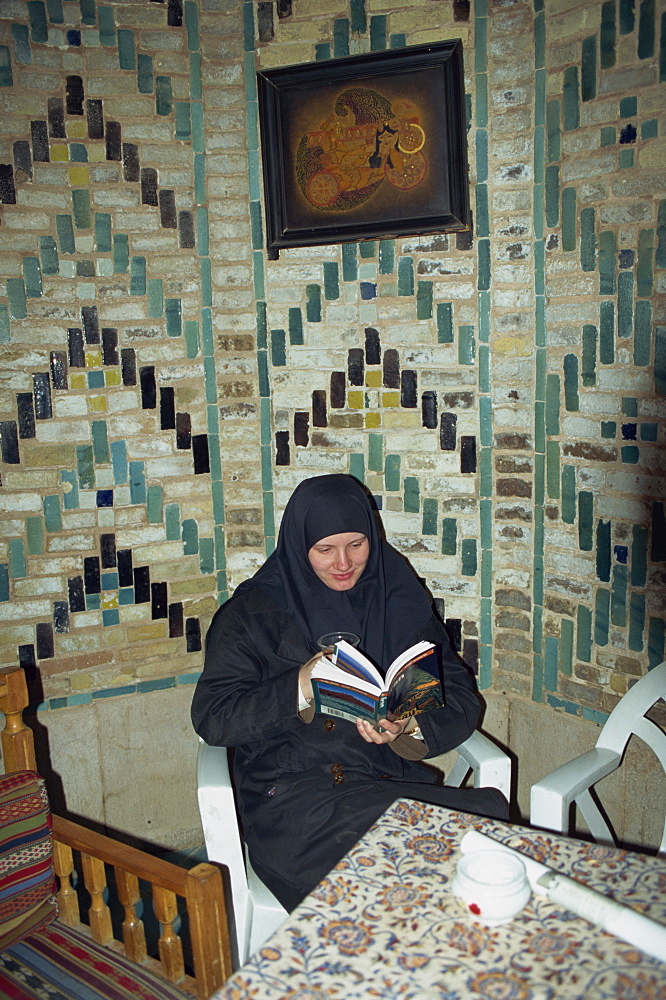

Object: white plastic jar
[451,849,531,925]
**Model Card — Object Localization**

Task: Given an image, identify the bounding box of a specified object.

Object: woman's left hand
[356,717,413,744]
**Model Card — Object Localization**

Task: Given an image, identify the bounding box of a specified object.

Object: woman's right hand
[298,652,323,702]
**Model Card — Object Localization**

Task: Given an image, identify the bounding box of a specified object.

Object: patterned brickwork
[0,0,664,724]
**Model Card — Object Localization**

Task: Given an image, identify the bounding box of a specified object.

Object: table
[213,799,666,999]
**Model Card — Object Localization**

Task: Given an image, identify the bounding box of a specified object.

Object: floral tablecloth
[214,799,666,999]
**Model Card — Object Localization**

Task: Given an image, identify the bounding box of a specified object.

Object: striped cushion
[0,771,57,949]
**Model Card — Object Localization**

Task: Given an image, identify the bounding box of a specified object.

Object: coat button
[324,719,335,731]
[334,772,345,784]
[330,763,343,774]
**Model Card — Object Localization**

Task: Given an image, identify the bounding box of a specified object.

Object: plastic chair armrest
[447,731,511,801]
[530,747,619,832]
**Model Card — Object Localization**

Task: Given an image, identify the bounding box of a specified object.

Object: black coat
[192,587,506,910]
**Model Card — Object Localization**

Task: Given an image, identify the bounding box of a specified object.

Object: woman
[191,474,508,911]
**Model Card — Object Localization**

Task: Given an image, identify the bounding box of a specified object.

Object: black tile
[456,226,473,251]
[460,435,477,473]
[445,618,462,651]
[122,143,140,182]
[84,556,101,594]
[68,576,85,612]
[134,566,151,603]
[440,412,457,450]
[100,533,117,568]
[365,327,381,365]
[36,623,54,659]
[176,411,191,448]
[330,371,346,408]
[17,393,36,438]
[47,97,66,137]
[463,638,479,674]
[453,0,470,22]
[160,387,176,429]
[421,391,438,429]
[620,123,637,144]
[117,549,133,587]
[186,617,202,652]
[383,348,400,388]
[65,75,85,116]
[178,210,195,248]
[77,260,95,277]
[86,99,104,139]
[33,372,52,420]
[151,581,168,619]
[312,389,327,427]
[0,165,16,204]
[433,597,446,623]
[50,352,68,390]
[18,644,36,671]
[141,168,158,206]
[105,121,122,161]
[13,141,32,179]
[169,603,184,637]
[0,422,20,463]
[140,366,157,408]
[101,327,119,366]
[167,0,183,26]
[159,189,177,228]
[400,370,417,408]
[294,411,309,446]
[68,327,85,367]
[275,430,290,465]
[277,0,292,17]
[82,305,99,344]
[31,120,50,161]
[121,348,137,385]
[53,601,70,634]
[96,489,113,507]
[193,433,210,474]
[348,348,364,385]
[257,2,274,41]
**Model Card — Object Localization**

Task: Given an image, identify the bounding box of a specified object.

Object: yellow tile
[88,144,106,162]
[70,372,87,390]
[85,351,102,368]
[348,391,365,410]
[105,370,122,387]
[88,395,107,412]
[365,370,382,388]
[365,412,381,429]
[69,166,89,186]
[50,144,69,162]
[67,121,87,139]
[102,592,119,609]
[382,392,400,407]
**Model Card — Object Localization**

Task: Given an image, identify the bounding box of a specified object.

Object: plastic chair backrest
[596,661,666,762]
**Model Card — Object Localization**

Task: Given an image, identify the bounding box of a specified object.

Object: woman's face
[307,532,370,591]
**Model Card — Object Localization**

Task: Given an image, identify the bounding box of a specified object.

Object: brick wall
[0,0,664,749]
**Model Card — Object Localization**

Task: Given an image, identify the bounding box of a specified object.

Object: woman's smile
[308,532,370,591]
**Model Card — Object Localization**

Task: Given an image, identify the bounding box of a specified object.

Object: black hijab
[236,474,434,671]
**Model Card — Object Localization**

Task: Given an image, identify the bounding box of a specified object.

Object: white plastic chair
[530,661,666,854]
[197,730,511,967]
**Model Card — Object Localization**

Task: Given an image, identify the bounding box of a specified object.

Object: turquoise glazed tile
[271,329,286,367]
[137,53,153,94]
[23,258,42,298]
[441,518,457,556]
[580,207,596,271]
[199,537,214,576]
[599,231,616,294]
[561,464,576,523]
[480,498,492,549]
[94,213,111,253]
[600,0,617,68]
[8,539,26,579]
[334,17,350,56]
[147,279,163,318]
[611,564,627,626]
[359,242,375,259]
[185,0,200,51]
[117,28,135,69]
[397,257,414,296]
[638,0,655,59]
[368,432,383,472]
[43,494,62,532]
[578,491,593,551]
[637,228,654,297]
[80,0,96,26]
[476,184,490,237]
[546,100,560,161]
[437,302,453,344]
[242,0,254,52]
[641,118,658,139]
[26,516,44,555]
[76,445,95,489]
[619,148,634,168]
[214,523,227,568]
[475,129,488,183]
[384,454,400,492]
[422,499,438,536]
[416,282,432,320]
[477,240,490,289]
[545,373,560,434]
[250,201,263,250]
[88,371,104,390]
[11,25,31,66]
[350,0,366,34]
[175,102,191,141]
[600,125,616,146]
[69,143,88,163]
[581,35,597,101]
[156,76,173,116]
[481,548,493,598]
[323,262,340,300]
[379,240,394,274]
[622,396,638,417]
[306,284,321,322]
[130,256,146,296]
[256,302,267,349]
[655,327,666,394]
[165,503,181,541]
[478,292,491,342]
[479,448,492,497]
[563,353,579,410]
[342,244,358,281]
[576,605,592,662]
[545,165,560,227]
[201,257,212,306]
[349,453,365,482]
[403,476,419,513]
[28,2,48,43]
[195,154,206,204]
[581,324,597,385]
[620,95,637,117]
[165,298,182,338]
[648,618,665,668]
[246,101,258,152]
[252,252,264,301]
[458,325,475,365]
[7,279,27,319]
[621,445,639,463]
[546,441,560,498]
[0,305,9,344]
[98,5,115,46]
[534,8,545,67]
[129,461,146,504]
[288,308,303,345]
[641,422,658,441]
[196,207,209,256]
[113,234,129,273]
[629,592,645,651]
[184,320,199,359]
[478,344,491,394]
[544,634,559,691]
[559,618,574,675]
[315,43,331,60]
[61,469,79,508]
[182,518,199,555]
[634,300,652,366]
[562,66,580,130]
[618,270,634,336]
[146,485,163,524]
[390,33,406,48]
[596,519,611,581]
[461,539,477,577]
[369,14,386,50]
[72,190,91,230]
[475,74,488,129]
[561,187,576,250]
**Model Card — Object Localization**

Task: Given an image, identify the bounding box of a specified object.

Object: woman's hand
[356,716,416,744]
[298,653,323,703]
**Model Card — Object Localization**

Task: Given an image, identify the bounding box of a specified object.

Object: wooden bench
[0,664,232,999]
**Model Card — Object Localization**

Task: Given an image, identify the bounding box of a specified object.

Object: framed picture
[256,40,470,252]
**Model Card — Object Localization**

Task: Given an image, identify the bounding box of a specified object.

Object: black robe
[191,586,508,911]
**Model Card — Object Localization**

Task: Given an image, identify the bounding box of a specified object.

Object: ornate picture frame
[257,40,470,252]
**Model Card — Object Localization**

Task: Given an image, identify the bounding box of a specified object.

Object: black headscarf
[235,474,434,671]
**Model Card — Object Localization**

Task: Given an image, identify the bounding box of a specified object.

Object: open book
[310,639,443,727]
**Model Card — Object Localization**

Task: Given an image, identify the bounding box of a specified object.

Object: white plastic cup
[451,849,531,925]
